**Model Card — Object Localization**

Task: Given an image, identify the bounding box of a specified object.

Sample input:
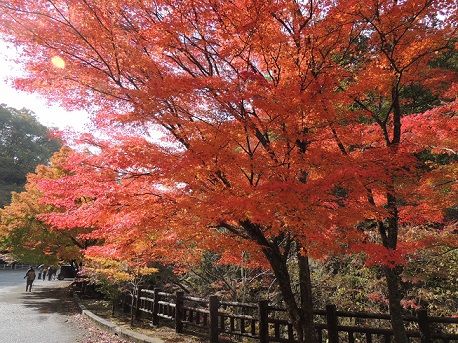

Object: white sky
[0,40,91,131]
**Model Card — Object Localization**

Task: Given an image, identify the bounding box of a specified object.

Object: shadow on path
[19,283,79,316]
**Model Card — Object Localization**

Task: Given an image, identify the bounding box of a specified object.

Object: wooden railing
[0,263,31,270]
[119,288,458,343]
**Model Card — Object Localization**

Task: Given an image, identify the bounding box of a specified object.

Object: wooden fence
[0,263,31,270]
[118,288,458,343]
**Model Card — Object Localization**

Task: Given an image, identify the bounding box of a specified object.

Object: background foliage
[0,104,60,207]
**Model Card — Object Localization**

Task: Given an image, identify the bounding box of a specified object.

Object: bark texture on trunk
[262,244,317,343]
[298,253,317,343]
[241,221,317,343]
[385,266,409,343]
[379,188,409,343]
[263,244,305,342]
[384,84,408,343]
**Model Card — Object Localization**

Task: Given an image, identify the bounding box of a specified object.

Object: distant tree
[0,104,60,207]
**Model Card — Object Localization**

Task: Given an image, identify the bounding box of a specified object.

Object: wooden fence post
[209,295,220,343]
[119,293,123,313]
[130,289,137,326]
[135,288,142,320]
[152,288,160,326]
[258,300,269,343]
[112,294,117,316]
[123,293,129,313]
[417,308,431,343]
[326,304,339,343]
[175,291,184,333]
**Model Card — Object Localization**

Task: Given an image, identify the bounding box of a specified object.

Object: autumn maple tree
[0,147,91,264]
[0,1,456,342]
[307,2,458,341]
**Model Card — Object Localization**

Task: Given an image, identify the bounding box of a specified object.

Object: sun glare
[51,56,65,69]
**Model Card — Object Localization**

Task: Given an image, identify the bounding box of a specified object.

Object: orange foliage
[0,148,85,262]
[0,0,456,271]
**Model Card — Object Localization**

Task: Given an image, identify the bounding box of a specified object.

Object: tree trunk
[241,221,315,343]
[262,244,316,343]
[385,86,408,343]
[298,253,317,343]
[384,266,409,343]
[380,190,409,343]
[263,245,305,342]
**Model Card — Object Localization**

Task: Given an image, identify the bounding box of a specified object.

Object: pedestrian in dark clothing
[48,267,55,280]
[24,267,36,292]
[42,267,47,281]
[37,264,44,279]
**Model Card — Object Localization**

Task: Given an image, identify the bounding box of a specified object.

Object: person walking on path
[24,267,36,292]
[42,266,48,281]
[48,266,56,280]
[37,264,44,279]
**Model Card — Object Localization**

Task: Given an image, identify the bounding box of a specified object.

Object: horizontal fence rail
[113,287,458,343]
[0,263,31,270]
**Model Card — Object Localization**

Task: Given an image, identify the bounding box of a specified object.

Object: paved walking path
[0,270,128,343]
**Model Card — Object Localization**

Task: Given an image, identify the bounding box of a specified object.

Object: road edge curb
[73,293,164,343]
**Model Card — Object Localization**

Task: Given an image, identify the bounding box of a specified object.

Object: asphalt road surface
[0,270,128,343]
